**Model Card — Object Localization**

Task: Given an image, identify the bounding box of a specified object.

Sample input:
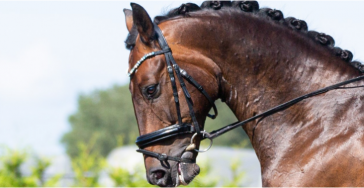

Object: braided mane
[125,1,364,73]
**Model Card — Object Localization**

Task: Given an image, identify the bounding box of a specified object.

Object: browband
[128,48,171,77]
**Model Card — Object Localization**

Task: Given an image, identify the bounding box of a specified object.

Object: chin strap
[137,149,196,163]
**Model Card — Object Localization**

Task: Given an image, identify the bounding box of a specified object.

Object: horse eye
[147,86,156,94]
[144,85,158,99]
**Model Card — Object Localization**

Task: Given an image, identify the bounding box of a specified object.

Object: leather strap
[204,75,364,140]
[137,149,196,163]
[154,24,202,134]
[180,68,218,119]
[135,124,194,148]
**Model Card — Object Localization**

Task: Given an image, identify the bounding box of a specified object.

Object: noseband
[129,23,364,164]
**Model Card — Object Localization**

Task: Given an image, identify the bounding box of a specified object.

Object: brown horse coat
[125,1,364,186]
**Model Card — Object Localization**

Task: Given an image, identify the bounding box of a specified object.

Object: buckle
[158,153,168,161]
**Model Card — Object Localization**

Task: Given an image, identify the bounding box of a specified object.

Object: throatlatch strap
[180,68,218,119]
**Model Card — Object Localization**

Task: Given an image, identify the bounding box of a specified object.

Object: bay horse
[124,1,364,186]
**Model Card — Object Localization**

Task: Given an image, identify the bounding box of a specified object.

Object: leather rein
[129,23,364,164]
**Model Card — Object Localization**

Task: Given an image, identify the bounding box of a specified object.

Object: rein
[206,75,364,140]
[129,23,364,164]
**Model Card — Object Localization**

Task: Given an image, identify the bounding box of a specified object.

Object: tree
[61,85,138,158]
[61,84,251,158]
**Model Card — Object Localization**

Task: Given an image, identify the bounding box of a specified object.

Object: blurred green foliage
[62,84,252,158]
[106,156,249,187]
[0,148,36,187]
[184,159,219,187]
[108,166,155,187]
[71,136,106,187]
[0,145,248,187]
[223,158,246,187]
[0,148,61,187]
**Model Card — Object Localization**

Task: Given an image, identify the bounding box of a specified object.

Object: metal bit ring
[190,131,213,153]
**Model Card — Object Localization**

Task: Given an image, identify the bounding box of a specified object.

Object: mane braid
[125,0,364,73]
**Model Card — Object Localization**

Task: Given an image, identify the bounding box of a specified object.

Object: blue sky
[1,1,364,156]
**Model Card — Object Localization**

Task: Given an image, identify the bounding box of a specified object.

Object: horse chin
[175,151,200,186]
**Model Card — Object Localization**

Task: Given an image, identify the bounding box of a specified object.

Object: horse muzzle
[177,151,200,186]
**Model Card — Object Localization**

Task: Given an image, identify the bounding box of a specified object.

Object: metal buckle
[190,130,213,153]
[158,153,168,161]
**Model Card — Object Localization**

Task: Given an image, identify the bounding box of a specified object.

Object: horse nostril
[154,170,165,180]
[149,168,169,186]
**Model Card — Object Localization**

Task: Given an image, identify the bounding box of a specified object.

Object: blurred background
[1,1,364,186]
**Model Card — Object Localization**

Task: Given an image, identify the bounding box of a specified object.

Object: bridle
[128,23,364,164]
[129,23,217,163]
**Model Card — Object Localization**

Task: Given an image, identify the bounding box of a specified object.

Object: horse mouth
[175,151,200,186]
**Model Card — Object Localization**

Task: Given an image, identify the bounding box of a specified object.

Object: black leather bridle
[129,23,364,164]
[129,23,218,163]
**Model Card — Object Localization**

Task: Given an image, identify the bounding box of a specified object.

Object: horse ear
[130,3,155,44]
[123,9,134,33]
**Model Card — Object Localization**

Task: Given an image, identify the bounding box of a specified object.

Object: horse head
[124,3,221,186]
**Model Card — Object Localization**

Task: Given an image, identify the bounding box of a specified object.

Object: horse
[124,1,364,186]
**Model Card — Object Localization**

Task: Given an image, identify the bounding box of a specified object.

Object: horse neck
[169,12,358,112]
[165,10,361,152]
[182,11,364,179]
[184,10,364,167]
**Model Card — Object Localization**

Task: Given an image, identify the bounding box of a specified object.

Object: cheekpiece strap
[153,23,201,134]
